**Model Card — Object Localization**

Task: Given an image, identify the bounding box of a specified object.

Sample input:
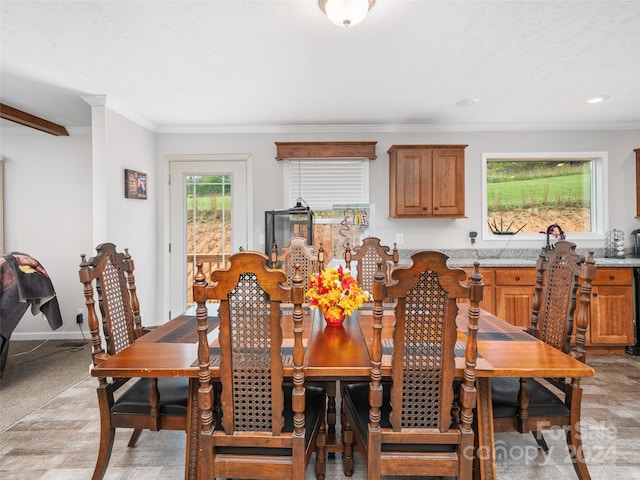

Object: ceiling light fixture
[319,0,375,28]
[586,95,610,104]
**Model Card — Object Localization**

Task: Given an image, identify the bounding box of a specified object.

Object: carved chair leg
[127,428,143,447]
[567,426,591,480]
[532,430,550,452]
[326,382,337,437]
[315,418,327,480]
[93,421,115,480]
[566,384,591,480]
[341,408,354,477]
[94,385,116,480]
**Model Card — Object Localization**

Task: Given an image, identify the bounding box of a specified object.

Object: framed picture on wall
[124,169,147,199]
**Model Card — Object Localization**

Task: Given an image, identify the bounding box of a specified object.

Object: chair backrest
[79,243,142,365]
[528,240,596,361]
[269,236,325,287]
[370,251,483,433]
[344,237,399,294]
[194,250,306,437]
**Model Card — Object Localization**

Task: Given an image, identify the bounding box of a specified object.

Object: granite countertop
[394,248,640,268]
[446,256,640,268]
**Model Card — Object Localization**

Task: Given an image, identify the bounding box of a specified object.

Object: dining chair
[491,240,596,480]
[193,250,327,480]
[341,251,484,479]
[78,243,189,480]
[269,236,325,287]
[343,236,399,295]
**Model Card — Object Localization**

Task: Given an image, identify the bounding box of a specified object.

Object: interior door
[170,158,249,316]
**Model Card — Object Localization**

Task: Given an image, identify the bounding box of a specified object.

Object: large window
[482,152,607,240]
[286,159,370,258]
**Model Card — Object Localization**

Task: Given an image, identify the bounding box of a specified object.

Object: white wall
[157,129,640,252]
[1,130,92,339]
[103,109,158,324]
[1,106,157,340]
[2,123,639,338]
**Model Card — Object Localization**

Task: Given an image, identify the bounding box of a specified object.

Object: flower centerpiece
[305,265,371,326]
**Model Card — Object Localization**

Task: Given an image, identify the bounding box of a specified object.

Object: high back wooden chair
[344,236,399,295]
[269,236,325,287]
[341,251,483,480]
[193,251,326,480]
[78,243,189,480]
[491,240,596,480]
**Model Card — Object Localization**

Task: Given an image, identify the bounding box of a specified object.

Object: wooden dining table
[91,304,594,480]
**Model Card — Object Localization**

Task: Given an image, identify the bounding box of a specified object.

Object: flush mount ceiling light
[586,95,610,104]
[319,0,375,28]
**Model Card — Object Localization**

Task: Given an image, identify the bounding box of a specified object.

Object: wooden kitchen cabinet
[494,268,537,328]
[485,265,634,353]
[586,268,634,348]
[388,145,467,218]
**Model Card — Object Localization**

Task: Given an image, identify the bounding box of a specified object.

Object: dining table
[91,304,594,480]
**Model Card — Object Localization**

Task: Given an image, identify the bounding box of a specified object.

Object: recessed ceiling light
[586,95,610,104]
[456,98,480,107]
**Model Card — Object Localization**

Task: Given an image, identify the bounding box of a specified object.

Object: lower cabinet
[494,269,537,328]
[462,265,634,353]
[587,268,634,347]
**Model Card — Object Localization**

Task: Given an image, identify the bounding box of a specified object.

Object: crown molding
[81,95,157,132]
[155,121,640,135]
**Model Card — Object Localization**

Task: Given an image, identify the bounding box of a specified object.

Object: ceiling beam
[0,103,69,136]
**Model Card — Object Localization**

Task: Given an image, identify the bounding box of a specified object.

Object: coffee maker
[632,229,640,258]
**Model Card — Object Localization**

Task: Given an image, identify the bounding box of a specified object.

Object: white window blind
[287,160,369,210]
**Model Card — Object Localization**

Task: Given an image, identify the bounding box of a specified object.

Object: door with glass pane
[170,159,248,316]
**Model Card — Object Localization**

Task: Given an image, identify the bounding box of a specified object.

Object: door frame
[166,154,252,318]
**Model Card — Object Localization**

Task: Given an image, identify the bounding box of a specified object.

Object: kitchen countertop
[393,248,640,268]
[446,256,640,268]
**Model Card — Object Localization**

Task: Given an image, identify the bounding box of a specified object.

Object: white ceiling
[1,0,640,132]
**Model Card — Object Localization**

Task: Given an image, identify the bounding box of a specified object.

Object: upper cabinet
[388,144,467,218]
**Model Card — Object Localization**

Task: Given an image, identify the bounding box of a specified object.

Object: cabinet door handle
[515,276,521,281]
[592,293,598,297]
[609,275,615,280]
[423,207,428,211]
[434,207,439,211]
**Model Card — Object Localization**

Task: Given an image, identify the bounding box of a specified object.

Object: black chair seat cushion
[214,384,326,456]
[491,377,570,419]
[112,377,189,415]
[343,382,457,453]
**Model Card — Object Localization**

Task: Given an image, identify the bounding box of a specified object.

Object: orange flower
[306,266,371,318]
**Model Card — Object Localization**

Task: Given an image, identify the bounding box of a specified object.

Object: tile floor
[0,355,639,479]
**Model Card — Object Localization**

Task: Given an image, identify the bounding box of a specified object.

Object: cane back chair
[491,240,596,480]
[342,251,484,479]
[194,251,326,480]
[78,243,188,480]
[344,236,399,295]
[269,236,325,287]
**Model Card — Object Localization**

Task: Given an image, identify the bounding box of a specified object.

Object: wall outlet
[395,233,404,245]
[259,233,265,246]
[469,231,478,245]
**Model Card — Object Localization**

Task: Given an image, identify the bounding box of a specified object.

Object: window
[286,159,370,257]
[482,152,607,240]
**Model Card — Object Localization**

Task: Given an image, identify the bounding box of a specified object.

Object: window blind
[287,160,369,210]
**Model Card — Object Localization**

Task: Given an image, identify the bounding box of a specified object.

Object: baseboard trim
[9,330,89,341]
